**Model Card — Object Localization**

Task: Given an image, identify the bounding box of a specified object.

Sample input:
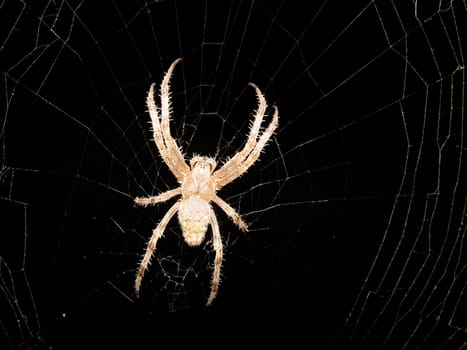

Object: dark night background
[1,1,465,348]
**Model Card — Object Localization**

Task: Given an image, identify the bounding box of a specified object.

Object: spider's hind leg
[134,201,180,297]
[206,206,224,305]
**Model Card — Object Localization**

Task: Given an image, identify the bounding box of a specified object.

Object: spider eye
[190,156,217,172]
[208,159,217,172]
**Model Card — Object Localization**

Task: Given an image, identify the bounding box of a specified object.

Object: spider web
[0,0,465,348]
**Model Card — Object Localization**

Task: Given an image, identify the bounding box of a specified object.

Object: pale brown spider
[134,58,279,305]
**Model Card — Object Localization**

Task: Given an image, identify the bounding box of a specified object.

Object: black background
[1,1,465,348]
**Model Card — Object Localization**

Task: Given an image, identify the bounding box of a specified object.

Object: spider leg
[206,206,223,305]
[214,84,279,188]
[213,83,267,186]
[212,195,248,232]
[215,105,278,188]
[147,81,188,181]
[134,188,181,207]
[135,201,180,297]
[158,58,190,178]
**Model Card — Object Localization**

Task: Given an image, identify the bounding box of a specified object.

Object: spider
[134,58,279,305]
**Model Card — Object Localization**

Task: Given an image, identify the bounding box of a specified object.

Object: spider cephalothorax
[134,58,278,305]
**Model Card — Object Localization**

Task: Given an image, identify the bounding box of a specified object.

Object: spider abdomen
[178,196,210,246]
